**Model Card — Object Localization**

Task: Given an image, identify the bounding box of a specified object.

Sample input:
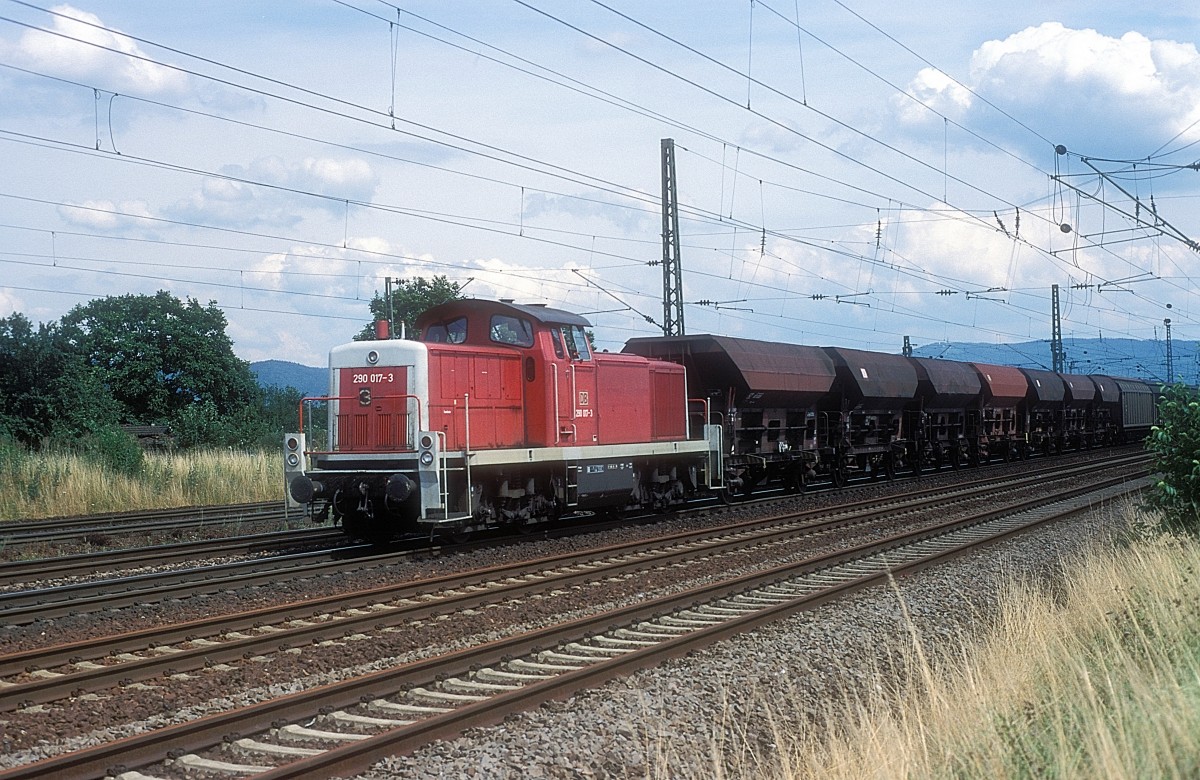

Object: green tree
[355,276,463,341]
[58,291,259,428]
[0,313,119,445]
[1146,383,1200,535]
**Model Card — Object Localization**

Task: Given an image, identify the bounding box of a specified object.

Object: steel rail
[0,527,346,583]
[0,502,288,542]
[0,455,1146,709]
[0,471,1145,780]
[0,455,1144,695]
[0,449,1110,624]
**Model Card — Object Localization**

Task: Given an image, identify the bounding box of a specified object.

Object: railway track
[0,501,292,547]
[0,445,1141,590]
[0,453,1147,779]
[0,527,348,585]
[0,452,1141,626]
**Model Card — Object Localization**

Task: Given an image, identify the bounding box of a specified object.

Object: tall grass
[768,521,1200,779]
[0,446,282,520]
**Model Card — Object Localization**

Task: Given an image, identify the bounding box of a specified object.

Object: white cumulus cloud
[899,22,1200,156]
[8,5,188,95]
[57,199,153,230]
[896,67,973,122]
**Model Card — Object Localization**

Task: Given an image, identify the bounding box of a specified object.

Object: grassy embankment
[714,507,1200,779]
[0,446,281,520]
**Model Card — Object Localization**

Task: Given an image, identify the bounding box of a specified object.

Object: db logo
[578,390,589,406]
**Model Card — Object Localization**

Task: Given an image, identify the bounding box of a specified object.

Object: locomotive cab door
[551,324,598,445]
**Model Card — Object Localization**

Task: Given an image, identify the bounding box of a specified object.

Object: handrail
[462,394,473,518]
[552,369,561,445]
[687,397,713,440]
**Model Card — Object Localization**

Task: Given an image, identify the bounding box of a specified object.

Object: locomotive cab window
[559,325,592,361]
[550,328,566,359]
[489,314,534,347]
[424,317,467,344]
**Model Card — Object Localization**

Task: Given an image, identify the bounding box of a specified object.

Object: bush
[171,401,227,449]
[63,426,146,477]
[1145,383,1200,535]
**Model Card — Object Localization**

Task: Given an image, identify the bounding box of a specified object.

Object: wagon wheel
[884,453,896,481]
[448,524,473,544]
[950,445,962,470]
[831,465,848,489]
[919,442,939,473]
[784,467,806,494]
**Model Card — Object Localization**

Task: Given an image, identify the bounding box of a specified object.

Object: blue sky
[2,0,1199,366]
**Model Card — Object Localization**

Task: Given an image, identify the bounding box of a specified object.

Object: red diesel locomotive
[286,299,721,541]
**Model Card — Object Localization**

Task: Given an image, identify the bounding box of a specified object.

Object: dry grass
[768,516,1200,779]
[0,448,282,520]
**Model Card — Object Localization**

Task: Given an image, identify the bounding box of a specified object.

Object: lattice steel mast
[1050,284,1065,372]
[1165,318,1174,383]
[660,138,685,336]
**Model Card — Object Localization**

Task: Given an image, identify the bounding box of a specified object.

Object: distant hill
[250,360,326,397]
[911,337,1195,384]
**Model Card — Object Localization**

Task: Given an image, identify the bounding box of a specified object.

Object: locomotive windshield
[489,314,535,347]
[423,316,467,344]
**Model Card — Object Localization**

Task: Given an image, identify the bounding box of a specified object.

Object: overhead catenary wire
[0,0,1192,355]
[2,2,1171,312]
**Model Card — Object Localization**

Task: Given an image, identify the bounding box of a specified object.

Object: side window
[489,314,534,347]
[550,328,565,359]
[562,325,592,361]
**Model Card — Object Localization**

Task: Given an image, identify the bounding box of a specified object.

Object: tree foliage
[0,313,119,445]
[1146,383,1200,535]
[1,280,427,461]
[59,291,260,426]
[355,276,463,341]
